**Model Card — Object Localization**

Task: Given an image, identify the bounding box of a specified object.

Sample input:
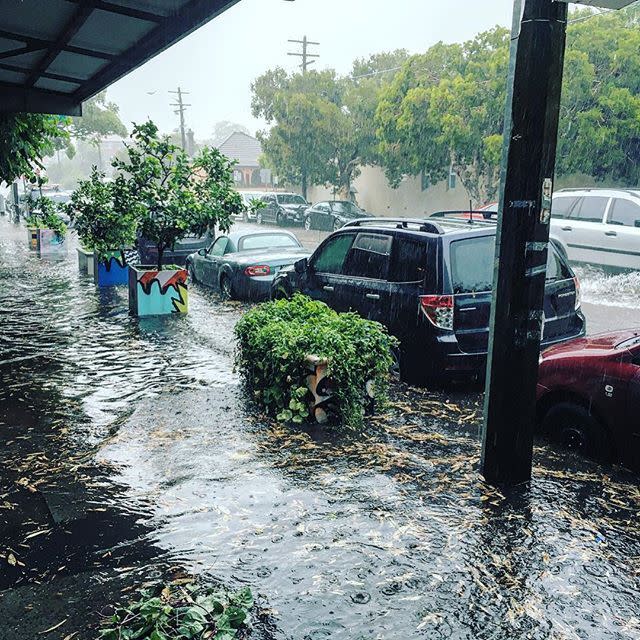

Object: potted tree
[25,182,68,257]
[67,168,136,285]
[113,121,243,316]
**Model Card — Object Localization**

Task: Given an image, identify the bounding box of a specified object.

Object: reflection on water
[2,219,639,640]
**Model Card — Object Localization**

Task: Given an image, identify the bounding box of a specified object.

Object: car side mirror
[294,257,308,274]
[198,248,206,256]
[635,219,640,228]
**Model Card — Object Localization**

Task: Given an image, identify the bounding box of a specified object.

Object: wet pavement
[1,216,639,639]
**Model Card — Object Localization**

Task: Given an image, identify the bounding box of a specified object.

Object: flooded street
[1,217,639,639]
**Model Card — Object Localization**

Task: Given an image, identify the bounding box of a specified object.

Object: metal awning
[0,0,239,115]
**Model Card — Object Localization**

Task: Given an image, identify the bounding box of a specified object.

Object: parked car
[186,230,310,300]
[537,329,640,471]
[303,200,369,231]
[137,233,213,266]
[271,217,586,384]
[256,192,309,226]
[233,191,265,222]
[549,188,640,272]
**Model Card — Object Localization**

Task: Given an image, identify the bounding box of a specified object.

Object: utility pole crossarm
[287,35,319,74]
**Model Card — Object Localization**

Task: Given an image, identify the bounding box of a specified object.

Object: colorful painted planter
[28,228,67,258]
[77,247,94,276]
[27,227,38,250]
[93,250,128,286]
[128,265,188,317]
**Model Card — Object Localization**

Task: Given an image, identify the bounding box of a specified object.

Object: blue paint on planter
[94,252,129,286]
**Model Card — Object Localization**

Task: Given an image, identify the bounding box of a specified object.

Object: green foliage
[112,121,244,270]
[0,114,71,184]
[25,194,67,238]
[250,57,408,198]
[72,90,128,144]
[67,167,137,258]
[99,582,253,640]
[375,28,508,205]
[235,295,397,429]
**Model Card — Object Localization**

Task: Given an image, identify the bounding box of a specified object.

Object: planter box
[305,354,376,424]
[27,227,38,250]
[128,265,188,317]
[93,250,128,286]
[29,228,67,258]
[77,247,94,275]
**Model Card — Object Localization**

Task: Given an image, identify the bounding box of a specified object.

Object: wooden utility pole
[169,87,191,151]
[287,36,319,74]
[481,0,568,485]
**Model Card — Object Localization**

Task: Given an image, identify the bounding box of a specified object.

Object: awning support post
[481,0,568,485]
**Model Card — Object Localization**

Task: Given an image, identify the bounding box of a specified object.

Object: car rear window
[239,234,300,251]
[449,236,569,293]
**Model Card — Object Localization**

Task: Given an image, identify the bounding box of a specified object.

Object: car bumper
[233,274,276,301]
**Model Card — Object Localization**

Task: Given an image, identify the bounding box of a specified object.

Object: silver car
[549,189,640,272]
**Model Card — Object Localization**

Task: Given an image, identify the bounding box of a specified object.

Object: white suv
[550,188,640,271]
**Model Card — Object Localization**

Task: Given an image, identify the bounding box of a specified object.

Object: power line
[287,36,319,74]
[169,86,191,151]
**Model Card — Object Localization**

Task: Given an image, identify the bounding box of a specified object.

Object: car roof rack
[556,187,640,197]
[430,210,497,224]
[342,217,445,235]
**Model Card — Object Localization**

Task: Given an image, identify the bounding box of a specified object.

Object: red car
[536,329,640,471]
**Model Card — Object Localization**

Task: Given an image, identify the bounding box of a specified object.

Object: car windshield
[332,202,361,214]
[239,234,301,251]
[277,194,306,205]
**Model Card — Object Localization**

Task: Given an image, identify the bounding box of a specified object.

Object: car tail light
[419,295,454,330]
[573,276,581,310]
[244,265,271,277]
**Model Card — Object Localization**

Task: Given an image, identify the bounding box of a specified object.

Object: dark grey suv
[271,217,586,384]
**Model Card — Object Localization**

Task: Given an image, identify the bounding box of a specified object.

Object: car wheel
[220,274,234,301]
[187,262,197,284]
[256,211,263,225]
[304,216,313,231]
[276,211,283,226]
[332,217,342,232]
[541,402,612,461]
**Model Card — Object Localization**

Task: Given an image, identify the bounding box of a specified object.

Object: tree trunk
[301,170,308,200]
[157,245,164,272]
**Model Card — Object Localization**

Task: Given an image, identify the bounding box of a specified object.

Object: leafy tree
[112,121,243,270]
[25,193,67,237]
[72,90,128,169]
[67,167,136,260]
[210,120,251,146]
[556,6,640,185]
[375,29,508,205]
[0,114,70,184]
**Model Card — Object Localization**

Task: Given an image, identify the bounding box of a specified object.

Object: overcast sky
[107,0,514,140]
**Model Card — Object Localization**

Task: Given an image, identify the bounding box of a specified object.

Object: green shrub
[234,294,397,429]
[25,194,67,238]
[99,582,253,640]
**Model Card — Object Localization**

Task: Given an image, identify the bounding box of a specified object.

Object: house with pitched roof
[217,131,272,189]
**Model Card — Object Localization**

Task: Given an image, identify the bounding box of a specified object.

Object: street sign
[555,0,636,8]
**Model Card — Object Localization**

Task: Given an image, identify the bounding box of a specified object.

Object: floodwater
[1,217,639,640]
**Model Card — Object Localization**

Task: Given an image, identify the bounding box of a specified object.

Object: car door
[603,197,640,270]
[301,232,356,310]
[312,203,329,229]
[203,236,229,286]
[562,195,612,267]
[338,232,393,324]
